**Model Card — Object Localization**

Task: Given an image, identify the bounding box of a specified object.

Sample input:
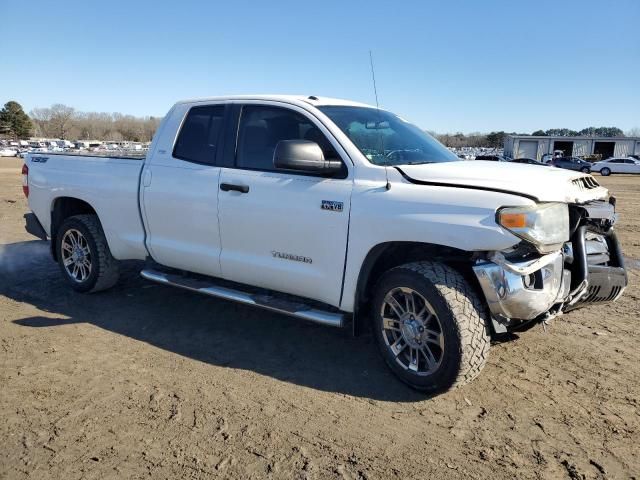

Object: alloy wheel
[380,287,445,375]
[61,229,92,283]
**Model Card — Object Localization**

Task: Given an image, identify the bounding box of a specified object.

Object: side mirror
[273,140,342,176]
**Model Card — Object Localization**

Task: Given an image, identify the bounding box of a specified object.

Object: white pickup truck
[23,95,628,392]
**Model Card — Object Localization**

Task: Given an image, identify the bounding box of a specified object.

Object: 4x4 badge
[321,200,343,212]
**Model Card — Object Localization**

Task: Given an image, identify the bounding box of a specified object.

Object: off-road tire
[372,261,491,392]
[56,214,119,293]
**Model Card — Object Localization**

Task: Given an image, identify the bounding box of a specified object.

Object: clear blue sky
[1,0,638,133]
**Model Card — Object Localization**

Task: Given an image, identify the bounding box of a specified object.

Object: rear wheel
[372,261,490,392]
[600,167,611,176]
[56,214,119,293]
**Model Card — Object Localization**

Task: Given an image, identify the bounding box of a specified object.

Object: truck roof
[174,95,377,109]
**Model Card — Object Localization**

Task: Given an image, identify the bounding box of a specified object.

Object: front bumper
[473,251,566,321]
[473,225,628,327]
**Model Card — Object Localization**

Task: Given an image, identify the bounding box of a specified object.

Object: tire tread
[388,261,491,388]
[70,214,119,292]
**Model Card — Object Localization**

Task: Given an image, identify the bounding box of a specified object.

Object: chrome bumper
[473,251,567,321]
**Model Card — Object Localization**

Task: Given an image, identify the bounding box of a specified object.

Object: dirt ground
[1,156,638,479]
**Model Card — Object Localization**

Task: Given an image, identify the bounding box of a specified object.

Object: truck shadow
[2,240,432,402]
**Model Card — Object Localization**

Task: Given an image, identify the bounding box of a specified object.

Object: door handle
[220,183,249,194]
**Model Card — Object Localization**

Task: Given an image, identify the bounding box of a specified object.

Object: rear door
[608,159,624,173]
[622,159,638,173]
[141,102,227,276]
[217,102,353,307]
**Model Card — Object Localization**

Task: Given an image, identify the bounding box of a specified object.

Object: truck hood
[396,161,609,204]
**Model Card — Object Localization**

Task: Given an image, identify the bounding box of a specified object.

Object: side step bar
[140,269,346,328]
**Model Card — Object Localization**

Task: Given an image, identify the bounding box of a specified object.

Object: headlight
[498,203,569,252]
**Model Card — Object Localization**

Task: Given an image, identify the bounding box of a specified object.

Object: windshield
[318,106,458,166]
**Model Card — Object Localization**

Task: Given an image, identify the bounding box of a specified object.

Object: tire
[372,261,490,392]
[600,167,611,176]
[56,214,119,293]
[580,167,591,173]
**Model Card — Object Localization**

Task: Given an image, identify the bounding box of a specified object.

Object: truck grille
[572,177,600,191]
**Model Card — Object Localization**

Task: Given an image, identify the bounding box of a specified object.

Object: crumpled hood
[396,161,609,204]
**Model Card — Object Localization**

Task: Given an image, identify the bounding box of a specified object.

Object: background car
[590,157,640,176]
[475,154,508,161]
[0,147,18,157]
[509,157,549,166]
[551,156,592,173]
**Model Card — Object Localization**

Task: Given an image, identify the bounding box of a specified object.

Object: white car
[0,147,18,157]
[591,157,640,176]
[21,95,628,392]
[19,147,49,158]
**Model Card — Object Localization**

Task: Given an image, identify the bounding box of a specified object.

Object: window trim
[171,103,228,166]
[228,103,349,179]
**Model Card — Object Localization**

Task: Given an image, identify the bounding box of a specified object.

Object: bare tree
[29,104,162,142]
[48,104,76,139]
[30,107,54,137]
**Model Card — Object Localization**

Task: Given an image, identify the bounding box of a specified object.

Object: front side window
[236,105,339,171]
[318,106,458,166]
[173,105,225,164]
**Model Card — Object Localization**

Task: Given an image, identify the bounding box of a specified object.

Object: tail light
[22,163,29,197]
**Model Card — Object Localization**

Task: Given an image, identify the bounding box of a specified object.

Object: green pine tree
[0,101,33,139]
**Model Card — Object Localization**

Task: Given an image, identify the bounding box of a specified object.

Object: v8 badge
[321,200,343,212]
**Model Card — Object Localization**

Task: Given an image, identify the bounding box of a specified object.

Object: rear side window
[173,105,225,165]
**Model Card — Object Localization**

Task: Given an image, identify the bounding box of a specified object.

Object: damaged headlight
[498,203,569,253]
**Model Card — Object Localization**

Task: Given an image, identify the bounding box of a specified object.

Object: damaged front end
[473,199,628,333]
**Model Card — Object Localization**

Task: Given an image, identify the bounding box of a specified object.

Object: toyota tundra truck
[22,95,628,392]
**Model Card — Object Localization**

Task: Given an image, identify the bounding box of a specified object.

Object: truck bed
[26,153,148,261]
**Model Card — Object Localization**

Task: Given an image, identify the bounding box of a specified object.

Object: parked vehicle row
[508,155,640,175]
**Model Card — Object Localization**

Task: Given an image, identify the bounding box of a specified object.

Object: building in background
[504,135,640,160]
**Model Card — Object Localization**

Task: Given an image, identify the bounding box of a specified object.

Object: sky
[1,0,638,134]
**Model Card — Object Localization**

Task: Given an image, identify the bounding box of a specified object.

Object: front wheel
[600,167,611,176]
[56,214,119,293]
[372,262,491,392]
[580,166,591,173]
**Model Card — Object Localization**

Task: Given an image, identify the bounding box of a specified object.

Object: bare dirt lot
[1,156,638,479]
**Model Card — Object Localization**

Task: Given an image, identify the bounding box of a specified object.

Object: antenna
[369,50,390,190]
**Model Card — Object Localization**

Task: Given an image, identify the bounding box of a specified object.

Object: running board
[140,269,346,328]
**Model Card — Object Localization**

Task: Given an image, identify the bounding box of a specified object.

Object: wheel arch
[50,197,98,261]
[352,241,478,336]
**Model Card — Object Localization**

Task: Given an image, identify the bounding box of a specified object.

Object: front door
[217,103,352,307]
[141,103,226,276]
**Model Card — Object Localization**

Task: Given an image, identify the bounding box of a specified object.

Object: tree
[49,104,76,139]
[545,128,578,137]
[531,130,546,136]
[30,107,54,137]
[0,101,33,139]
[486,131,506,148]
